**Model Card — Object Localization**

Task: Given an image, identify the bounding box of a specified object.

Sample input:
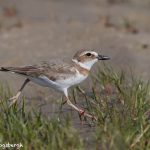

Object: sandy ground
[0,0,150,147]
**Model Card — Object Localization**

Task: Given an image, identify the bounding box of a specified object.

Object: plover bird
[0,49,110,120]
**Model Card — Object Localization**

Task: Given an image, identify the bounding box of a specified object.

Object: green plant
[0,85,83,150]
[73,64,150,149]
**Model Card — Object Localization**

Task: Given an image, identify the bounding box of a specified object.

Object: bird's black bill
[97,55,110,60]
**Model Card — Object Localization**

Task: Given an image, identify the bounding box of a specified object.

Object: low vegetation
[0,65,150,149]
[0,85,83,150]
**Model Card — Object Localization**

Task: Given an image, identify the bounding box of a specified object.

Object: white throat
[72,59,98,70]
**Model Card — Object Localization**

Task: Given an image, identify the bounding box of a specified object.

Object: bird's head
[72,49,110,70]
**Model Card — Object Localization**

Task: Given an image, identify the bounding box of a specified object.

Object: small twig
[130,124,150,149]
[76,86,91,111]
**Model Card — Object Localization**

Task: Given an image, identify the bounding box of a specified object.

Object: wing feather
[0,61,76,81]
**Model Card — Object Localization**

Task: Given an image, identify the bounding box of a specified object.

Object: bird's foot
[79,109,97,121]
[79,109,85,116]
[8,95,19,107]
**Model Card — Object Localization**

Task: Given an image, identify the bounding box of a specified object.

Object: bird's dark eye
[86,53,92,56]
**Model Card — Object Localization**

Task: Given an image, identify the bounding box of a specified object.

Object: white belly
[28,74,87,92]
[56,73,87,87]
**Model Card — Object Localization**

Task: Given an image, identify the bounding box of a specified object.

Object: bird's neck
[72,59,90,76]
[72,58,97,70]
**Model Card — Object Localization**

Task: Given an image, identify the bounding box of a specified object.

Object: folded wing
[0,61,76,81]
